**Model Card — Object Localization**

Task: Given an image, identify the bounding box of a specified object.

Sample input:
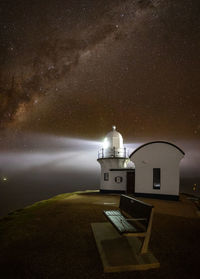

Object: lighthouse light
[103,137,109,149]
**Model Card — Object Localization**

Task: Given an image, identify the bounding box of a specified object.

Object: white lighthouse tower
[97,126,130,192]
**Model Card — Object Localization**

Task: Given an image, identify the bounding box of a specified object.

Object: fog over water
[0,133,199,217]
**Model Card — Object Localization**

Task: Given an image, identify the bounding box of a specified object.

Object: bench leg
[140,208,154,254]
[140,235,150,254]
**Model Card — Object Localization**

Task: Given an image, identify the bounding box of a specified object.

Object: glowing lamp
[103,137,109,149]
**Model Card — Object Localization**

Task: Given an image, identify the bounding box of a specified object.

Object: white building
[97,127,185,200]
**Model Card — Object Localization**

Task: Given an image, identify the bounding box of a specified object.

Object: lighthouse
[97,126,131,192]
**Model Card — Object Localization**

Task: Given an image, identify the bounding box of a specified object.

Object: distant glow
[103,137,109,149]
[2,177,7,181]
[193,184,197,191]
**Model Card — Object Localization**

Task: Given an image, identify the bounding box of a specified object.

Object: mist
[0,132,199,217]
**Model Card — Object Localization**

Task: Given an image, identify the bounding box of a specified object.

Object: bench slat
[120,195,153,227]
[104,210,145,234]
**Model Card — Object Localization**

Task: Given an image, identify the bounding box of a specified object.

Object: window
[104,173,109,181]
[153,168,160,189]
[115,176,123,183]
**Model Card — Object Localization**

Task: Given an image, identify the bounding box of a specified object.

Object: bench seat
[104,210,146,234]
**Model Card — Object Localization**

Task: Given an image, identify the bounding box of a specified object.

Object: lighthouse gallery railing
[98,147,129,159]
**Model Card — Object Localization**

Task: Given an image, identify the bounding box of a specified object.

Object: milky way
[0,0,200,139]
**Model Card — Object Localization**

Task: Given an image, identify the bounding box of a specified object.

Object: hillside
[0,191,200,279]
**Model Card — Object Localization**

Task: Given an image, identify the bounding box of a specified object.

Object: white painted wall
[130,143,184,196]
[98,158,129,191]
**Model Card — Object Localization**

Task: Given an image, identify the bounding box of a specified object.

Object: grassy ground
[0,191,200,279]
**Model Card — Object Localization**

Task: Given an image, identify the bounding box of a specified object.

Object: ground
[0,191,200,279]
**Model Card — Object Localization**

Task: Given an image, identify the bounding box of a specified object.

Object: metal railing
[98,147,129,159]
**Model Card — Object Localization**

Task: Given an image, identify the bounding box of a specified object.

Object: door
[126,171,135,194]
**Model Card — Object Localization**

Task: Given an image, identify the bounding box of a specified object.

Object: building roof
[104,125,123,149]
[129,141,185,157]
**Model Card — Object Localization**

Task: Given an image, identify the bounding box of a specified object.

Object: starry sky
[0,0,200,139]
[0,0,200,215]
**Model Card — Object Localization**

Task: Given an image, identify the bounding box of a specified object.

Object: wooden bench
[104,194,154,254]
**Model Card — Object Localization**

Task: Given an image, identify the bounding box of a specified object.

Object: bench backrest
[119,194,153,225]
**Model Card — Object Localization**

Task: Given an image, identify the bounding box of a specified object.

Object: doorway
[126,171,135,194]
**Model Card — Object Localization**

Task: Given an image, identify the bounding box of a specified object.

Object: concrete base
[134,192,179,201]
[91,222,160,273]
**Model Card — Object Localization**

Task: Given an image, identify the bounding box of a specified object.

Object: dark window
[115,176,123,183]
[104,173,109,181]
[153,168,160,189]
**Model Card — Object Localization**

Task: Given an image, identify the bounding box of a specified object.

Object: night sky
[0,0,200,215]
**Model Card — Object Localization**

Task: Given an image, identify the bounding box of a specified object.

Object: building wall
[130,143,184,196]
[101,170,127,191]
[98,158,129,191]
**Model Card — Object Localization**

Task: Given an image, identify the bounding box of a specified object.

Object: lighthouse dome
[103,126,124,149]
